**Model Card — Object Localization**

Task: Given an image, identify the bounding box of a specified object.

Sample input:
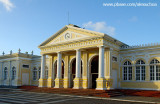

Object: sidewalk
[19,86,160,104]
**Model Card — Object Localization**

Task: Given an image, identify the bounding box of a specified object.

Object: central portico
[38,24,125,90]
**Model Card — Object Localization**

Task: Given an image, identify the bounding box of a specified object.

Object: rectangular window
[112,56,117,62]
[33,71,37,80]
[23,65,29,68]
[128,66,132,80]
[156,65,160,80]
[136,66,140,80]
[38,71,41,79]
[4,71,8,80]
[141,66,145,80]
[123,67,127,80]
[150,65,154,80]
[12,71,16,80]
[45,70,48,79]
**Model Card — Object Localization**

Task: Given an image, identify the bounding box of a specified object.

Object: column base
[73,78,82,89]
[63,78,69,88]
[0,79,3,85]
[106,78,113,89]
[82,78,88,89]
[96,78,106,90]
[14,79,22,86]
[54,78,63,88]
[39,78,47,87]
[6,79,10,86]
[47,78,54,88]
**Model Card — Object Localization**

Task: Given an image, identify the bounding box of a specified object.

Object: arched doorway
[53,60,57,80]
[90,55,99,89]
[70,58,83,88]
[53,60,64,81]
[70,58,76,88]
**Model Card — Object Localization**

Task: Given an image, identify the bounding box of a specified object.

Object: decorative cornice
[121,43,160,50]
[38,24,127,48]
[40,38,103,54]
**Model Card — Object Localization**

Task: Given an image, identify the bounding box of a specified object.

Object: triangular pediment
[39,25,104,47]
[46,30,91,46]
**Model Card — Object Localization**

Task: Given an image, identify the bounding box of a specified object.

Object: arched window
[136,60,145,81]
[33,67,37,81]
[150,59,160,81]
[38,67,41,79]
[4,67,8,80]
[45,66,48,79]
[123,61,132,80]
[12,66,16,80]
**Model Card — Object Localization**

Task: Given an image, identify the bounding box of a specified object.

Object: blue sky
[0,0,160,55]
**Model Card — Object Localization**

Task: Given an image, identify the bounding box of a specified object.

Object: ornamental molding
[41,38,103,54]
[104,40,120,50]
[46,31,92,46]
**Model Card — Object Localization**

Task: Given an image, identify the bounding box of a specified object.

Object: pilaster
[63,78,69,88]
[63,55,69,88]
[54,78,63,88]
[16,59,22,86]
[47,56,54,87]
[82,78,88,89]
[82,51,88,89]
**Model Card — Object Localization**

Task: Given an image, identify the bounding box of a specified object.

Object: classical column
[54,52,63,88]
[57,52,62,78]
[99,46,105,78]
[96,46,106,90]
[76,49,81,78]
[41,55,46,79]
[39,54,46,87]
[73,49,82,89]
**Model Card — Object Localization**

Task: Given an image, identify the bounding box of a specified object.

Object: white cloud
[0,0,14,11]
[82,21,115,36]
[129,16,138,22]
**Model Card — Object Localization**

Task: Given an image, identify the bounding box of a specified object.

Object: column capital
[57,51,61,54]
[75,49,81,51]
[105,47,113,51]
[41,54,46,56]
[97,45,104,48]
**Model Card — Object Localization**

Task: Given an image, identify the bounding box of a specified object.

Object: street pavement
[0,88,159,104]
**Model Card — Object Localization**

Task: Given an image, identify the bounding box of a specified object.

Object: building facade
[0,51,42,87]
[1,24,160,90]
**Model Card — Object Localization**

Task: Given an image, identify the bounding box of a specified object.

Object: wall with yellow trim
[120,48,160,90]
[121,82,160,90]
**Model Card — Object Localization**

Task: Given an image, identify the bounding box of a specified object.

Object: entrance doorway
[53,60,64,82]
[70,58,83,88]
[90,56,99,89]
[22,73,29,85]
[70,58,76,88]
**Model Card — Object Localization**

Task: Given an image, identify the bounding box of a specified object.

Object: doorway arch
[53,60,64,85]
[69,58,83,88]
[89,55,99,89]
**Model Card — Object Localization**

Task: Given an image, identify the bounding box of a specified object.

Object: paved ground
[0,88,159,104]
